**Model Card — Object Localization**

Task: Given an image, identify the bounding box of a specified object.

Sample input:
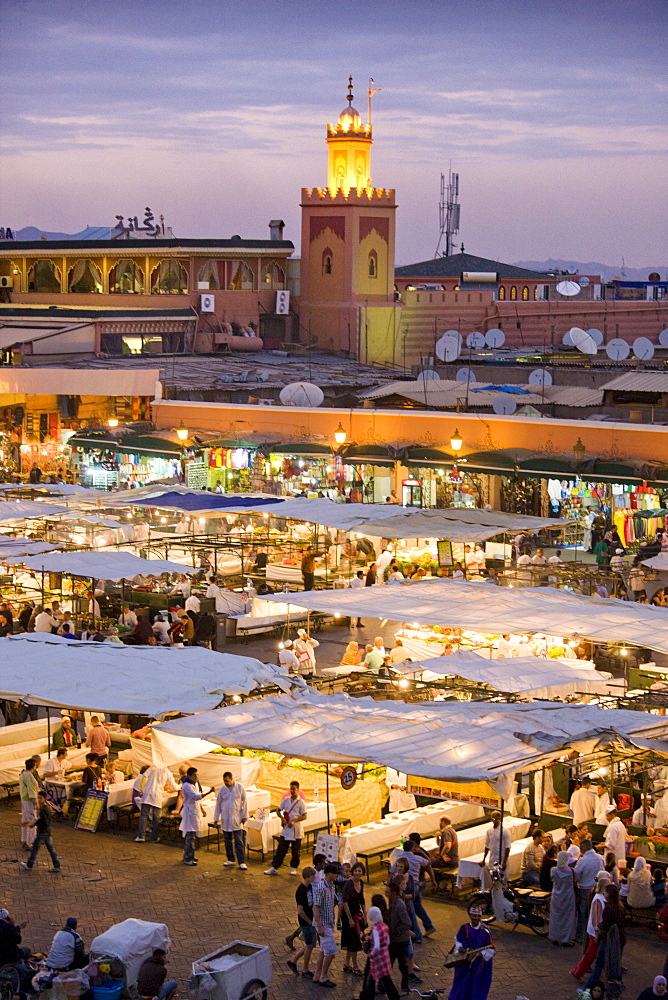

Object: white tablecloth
[130,738,261,789]
[198,787,271,839]
[456,826,564,887]
[246,800,336,853]
[338,800,487,864]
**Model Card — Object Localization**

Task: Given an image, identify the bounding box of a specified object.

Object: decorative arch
[533,286,539,300]
[228,260,254,290]
[68,259,102,293]
[262,261,285,289]
[322,248,333,276]
[109,259,144,294]
[368,250,378,277]
[498,285,505,300]
[522,285,529,300]
[151,259,188,294]
[510,285,517,300]
[27,259,61,293]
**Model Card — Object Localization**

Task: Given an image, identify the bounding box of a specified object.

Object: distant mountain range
[514,259,667,282]
[15,225,112,241]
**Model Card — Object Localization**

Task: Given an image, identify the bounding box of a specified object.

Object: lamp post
[334,422,347,446]
[573,438,586,463]
[450,428,463,454]
[176,421,189,442]
[333,423,346,493]
[176,421,189,484]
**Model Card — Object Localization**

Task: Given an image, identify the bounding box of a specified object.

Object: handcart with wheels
[188,942,272,1000]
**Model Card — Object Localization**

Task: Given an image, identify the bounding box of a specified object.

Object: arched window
[27,259,61,293]
[510,285,517,300]
[151,259,188,294]
[68,259,102,293]
[322,249,333,276]
[197,260,221,290]
[262,262,285,289]
[533,286,539,300]
[109,259,144,294]
[522,286,529,300]
[368,251,377,278]
[498,285,505,300]
[228,260,254,290]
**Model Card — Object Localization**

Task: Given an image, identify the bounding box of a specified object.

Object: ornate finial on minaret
[347,76,354,105]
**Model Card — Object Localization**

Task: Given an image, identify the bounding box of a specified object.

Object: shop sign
[75,790,107,832]
[340,765,357,790]
[186,459,208,489]
[437,539,453,567]
[406,775,500,808]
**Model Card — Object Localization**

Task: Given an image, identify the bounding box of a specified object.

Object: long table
[338,800,487,865]
[246,800,336,855]
[457,826,565,888]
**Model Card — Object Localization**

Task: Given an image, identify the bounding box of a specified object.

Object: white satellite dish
[485,328,505,348]
[570,327,598,355]
[556,280,581,297]
[279,382,325,407]
[528,368,553,386]
[455,367,477,383]
[492,395,517,415]
[416,369,441,381]
[659,329,668,348]
[587,328,604,346]
[562,330,574,347]
[633,337,655,361]
[443,329,462,343]
[605,338,630,361]
[578,276,590,287]
[466,331,485,349]
[435,335,461,362]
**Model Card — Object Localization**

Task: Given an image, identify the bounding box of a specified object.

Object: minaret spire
[347,75,354,105]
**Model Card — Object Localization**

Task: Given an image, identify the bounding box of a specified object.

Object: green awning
[403,446,453,469]
[264,443,333,457]
[459,451,516,474]
[341,444,395,467]
[67,433,119,452]
[518,457,577,479]
[118,435,182,459]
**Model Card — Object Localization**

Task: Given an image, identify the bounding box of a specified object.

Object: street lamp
[176,421,189,442]
[334,422,347,445]
[450,429,463,453]
[573,437,586,463]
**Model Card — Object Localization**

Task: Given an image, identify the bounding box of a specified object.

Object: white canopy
[119,492,572,541]
[4,550,193,580]
[263,578,668,654]
[643,553,668,571]
[90,919,169,986]
[152,691,668,795]
[0,500,68,521]
[0,633,302,714]
[394,651,617,700]
[0,535,57,556]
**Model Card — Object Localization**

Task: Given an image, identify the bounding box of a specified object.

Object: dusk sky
[2,0,666,267]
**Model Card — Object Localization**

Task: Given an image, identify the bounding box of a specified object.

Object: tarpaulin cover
[642,553,668,571]
[261,578,668,655]
[3,550,194,579]
[0,633,302,714]
[90,919,170,986]
[393,651,616,699]
[0,535,57,556]
[152,691,668,795]
[0,501,68,521]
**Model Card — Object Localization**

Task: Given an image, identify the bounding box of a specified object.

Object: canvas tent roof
[0,633,302,715]
[0,500,68,521]
[642,553,668,571]
[3,551,193,579]
[261,578,668,655]
[393,651,618,700]
[152,691,668,795]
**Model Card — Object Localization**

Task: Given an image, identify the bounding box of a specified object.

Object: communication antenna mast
[435,168,460,257]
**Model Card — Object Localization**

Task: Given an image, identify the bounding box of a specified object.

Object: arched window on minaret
[510,285,517,300]
[522,286,529,300]
[368,251,377,278]
[322,248,333,276]
[498,285,506,300]
[533,286,539,300]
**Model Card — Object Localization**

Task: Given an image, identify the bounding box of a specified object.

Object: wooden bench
[0,780,19,805]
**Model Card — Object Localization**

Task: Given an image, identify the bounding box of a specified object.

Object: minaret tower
[326,77,373,195]
[299,77,397,358]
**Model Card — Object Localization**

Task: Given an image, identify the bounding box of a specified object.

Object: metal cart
[189,942,272,1000]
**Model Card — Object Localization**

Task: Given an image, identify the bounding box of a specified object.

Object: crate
[91,982,124,1000]
[192,942,272,1000]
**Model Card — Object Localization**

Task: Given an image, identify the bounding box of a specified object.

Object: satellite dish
[605,338,630,361]
[562,330,574,347]
[587,328,604,346]
[659,329,668,347]
[455,367,477,383]
[435,335,461,362]
[570,327,598,355]
[492,395,517,415]
[416,369,441,381]
[578,276,590,287]
[279,382,325,407]
[633,337,655,361]
[443,329,462,343]
[485,328,505,348]
[466,331,485,349]
[528,368,553,387]
[556,280,581,297]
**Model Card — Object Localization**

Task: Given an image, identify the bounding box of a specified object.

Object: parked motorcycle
[470,864,550,935]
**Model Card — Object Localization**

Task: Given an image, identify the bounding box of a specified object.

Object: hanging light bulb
[450,429,463,453]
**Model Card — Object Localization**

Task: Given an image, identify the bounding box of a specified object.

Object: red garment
[571,935,598,979]
[369,922,392,980]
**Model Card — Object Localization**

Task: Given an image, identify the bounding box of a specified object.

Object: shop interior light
[620,646,629,656]
[334,422,347,445]
[438,469,445,476]
[399,679,409,689]
[278,641,285,650]
[160,517,166,523]
[176,421,189,442]
[450,429,463,453]
[573,437,586,463]
[107,417,119,428]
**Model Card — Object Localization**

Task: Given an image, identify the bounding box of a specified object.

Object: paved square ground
[0,804,658,1000]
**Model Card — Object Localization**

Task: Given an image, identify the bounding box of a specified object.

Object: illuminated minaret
[299,77,397,358]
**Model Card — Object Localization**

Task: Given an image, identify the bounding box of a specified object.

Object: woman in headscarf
[339,641,361,668]
[539,845,558,891]
[627,856,656,909]
[549,851,577,945]
[636,975,667,999]
[585,882,626,991]
[571,872,611,982]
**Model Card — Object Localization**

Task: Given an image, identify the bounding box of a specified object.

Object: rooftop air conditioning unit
[0,276,13,289]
